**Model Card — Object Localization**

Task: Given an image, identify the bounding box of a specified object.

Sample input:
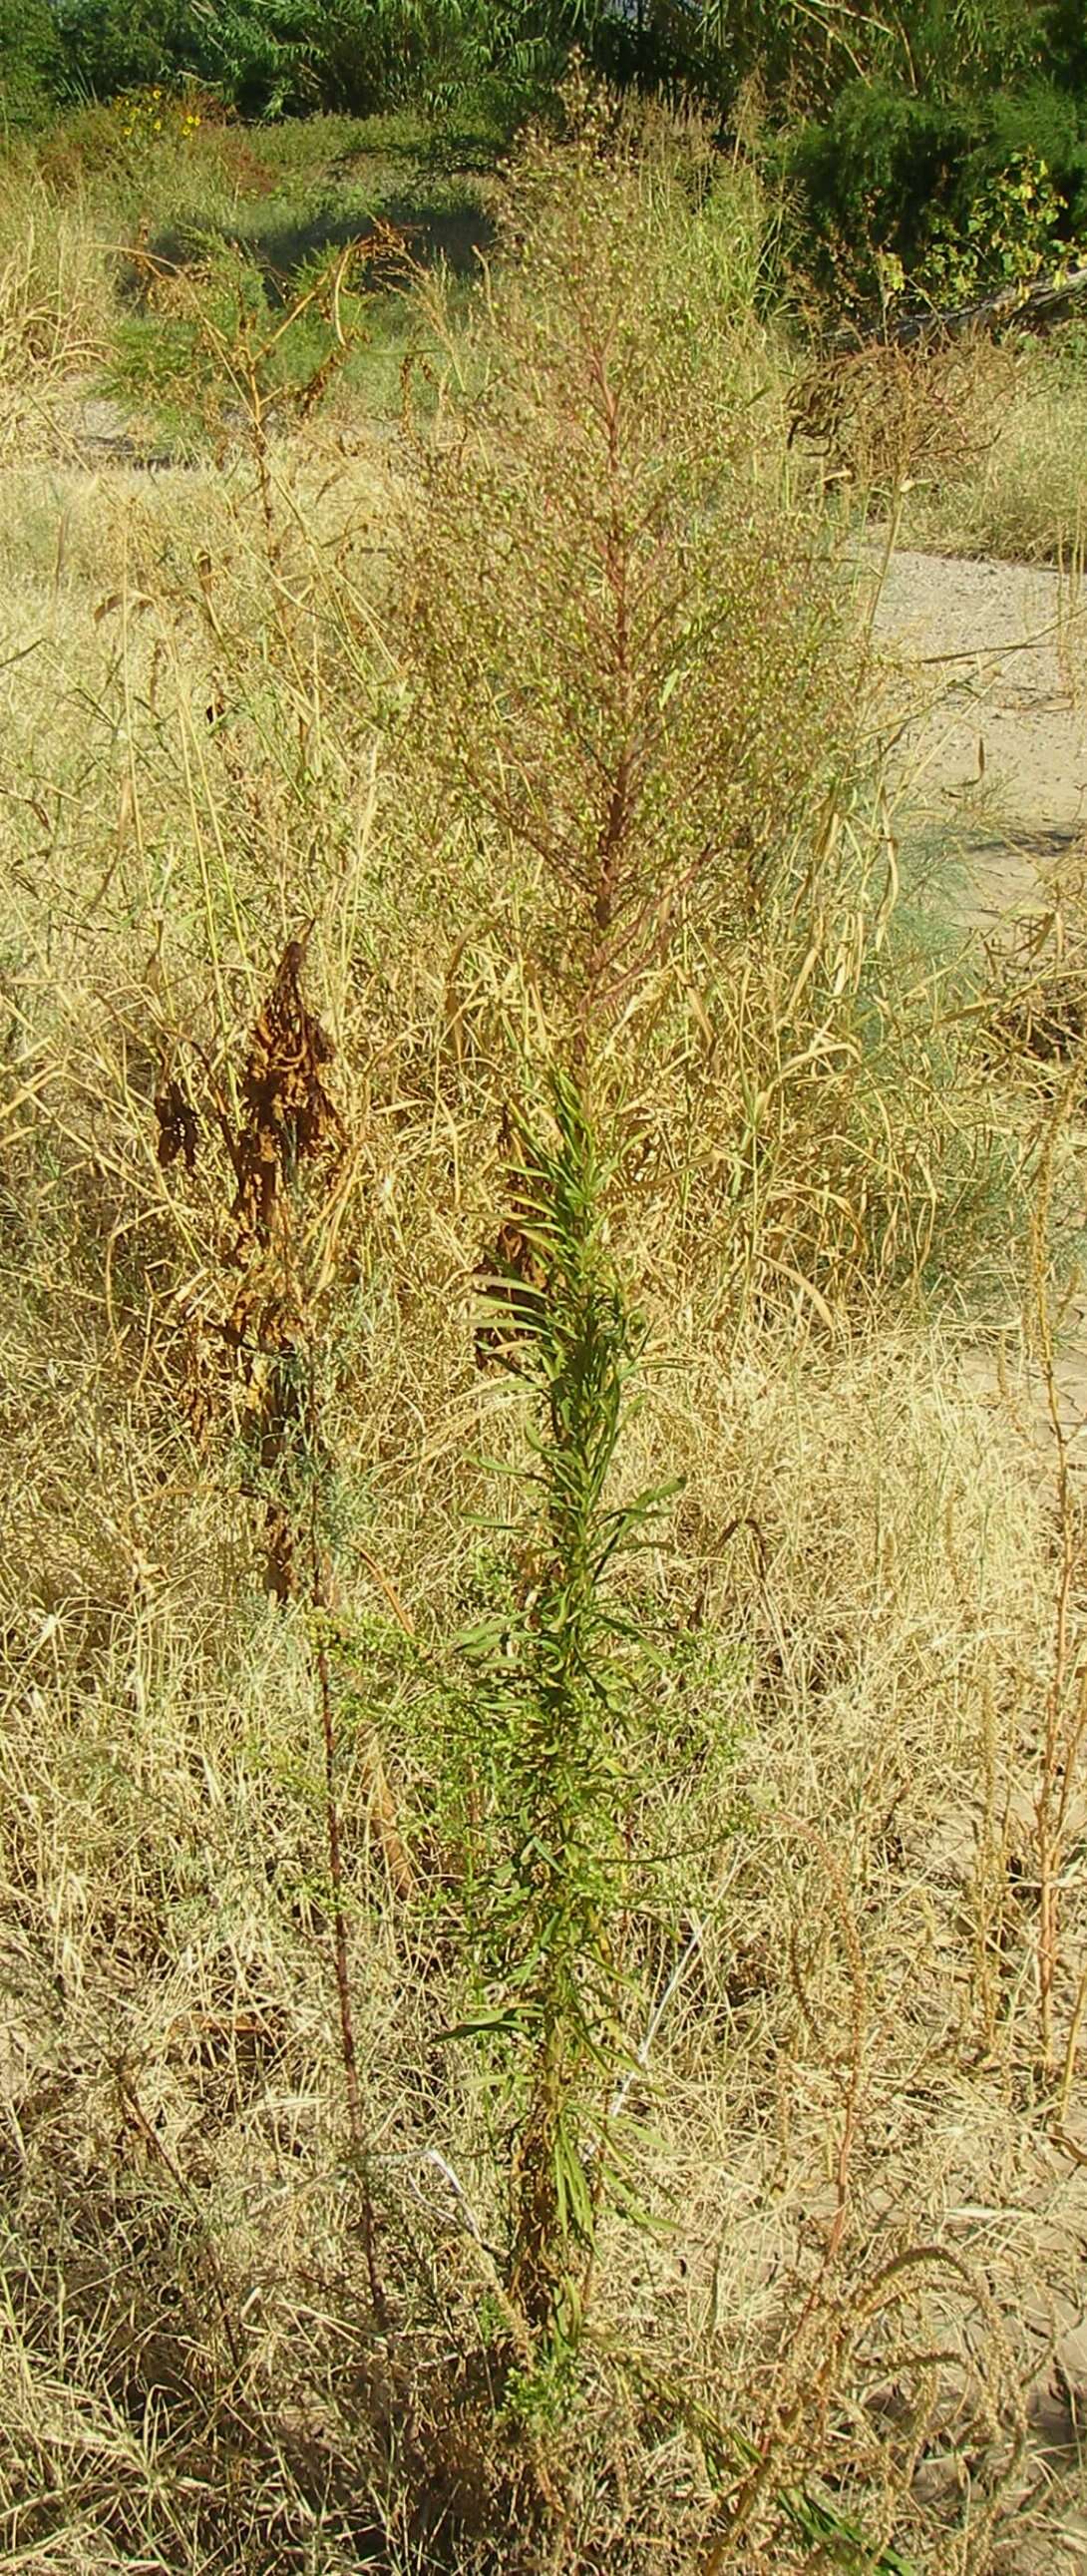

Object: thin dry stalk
[1056,518,1087,709]
[309,1486,386,2322]
[152,938,413,2251]
[702,1821,868,2572]
[115,2064,243,2373]
[1027,1032,1087,2075]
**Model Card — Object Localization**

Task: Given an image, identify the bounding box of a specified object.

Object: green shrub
[0,0,65,132]
[54,0,346,117]
[787,75,1087,309]
[976,83,1087,233]
[49,0,577,121]
[915,145,1085,306]
[53,0,190,103]
[1049,0,1087,88]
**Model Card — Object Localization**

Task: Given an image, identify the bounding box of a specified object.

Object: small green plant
[112,226,386,505]
[914,150,1085,307]
[452,1073,667,2365]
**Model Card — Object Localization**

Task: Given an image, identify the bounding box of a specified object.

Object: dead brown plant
[790,333,1014,503]
[0,84,1083,2576]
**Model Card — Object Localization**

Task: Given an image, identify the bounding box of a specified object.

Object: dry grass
[0,170,116,461]
[4,1310,1085,2569]
[0,87,1085,2576]
[895,330,1087,568]
[788,325,1087,572]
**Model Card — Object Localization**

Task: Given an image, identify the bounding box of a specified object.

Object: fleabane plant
[402,79,860,1044]
[390,81,999,1322]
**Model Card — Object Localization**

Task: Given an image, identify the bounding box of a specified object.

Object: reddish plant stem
[310,1502,386,2322]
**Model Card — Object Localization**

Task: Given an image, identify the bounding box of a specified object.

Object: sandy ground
[875,549,1087,835]
[873,545,1087,930]
[869,546,1087,1476]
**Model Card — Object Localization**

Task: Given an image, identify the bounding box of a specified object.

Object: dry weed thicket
[392,90,1011,1328]
[789,333,1014,510]
[788,325,1087,573]
[892,331,1087,567]
[0,165,115,456]
[0,89,1085,2576]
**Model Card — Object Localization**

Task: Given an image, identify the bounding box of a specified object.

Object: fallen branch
[836,259,1087,353]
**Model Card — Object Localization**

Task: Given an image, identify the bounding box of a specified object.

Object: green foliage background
[2,5,1085,308]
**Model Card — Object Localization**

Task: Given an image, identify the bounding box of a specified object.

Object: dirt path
[873,545,1087,929]
[873,546,1087,1458]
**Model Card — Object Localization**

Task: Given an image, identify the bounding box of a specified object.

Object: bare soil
[875,548,1086,825]
[873,544,1087,929]
[873,546,1087,1474]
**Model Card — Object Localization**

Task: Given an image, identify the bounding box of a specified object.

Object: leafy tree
[42,2,1084,127]
[1048,0,1087,90]
[0,0,65,129]
[52,0,189,101]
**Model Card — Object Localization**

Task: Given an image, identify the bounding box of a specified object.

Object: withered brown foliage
[154,1073,199,1173]
[789,334,1007,498]
[230,935,345,1249]
[223,1285,311,1602]
[225,941,344,1595]
[156,938,347,1596]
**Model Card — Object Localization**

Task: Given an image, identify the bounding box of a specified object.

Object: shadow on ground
[143,190,496,302]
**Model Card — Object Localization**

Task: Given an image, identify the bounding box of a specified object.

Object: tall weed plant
[391,81,1011,1324]
[0,79,1074,2576]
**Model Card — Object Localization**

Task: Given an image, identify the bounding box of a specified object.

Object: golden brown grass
[0,87,1085,2576]
[788,324,1087,572]
[877,331,1087,570]
[0,162,117,462]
